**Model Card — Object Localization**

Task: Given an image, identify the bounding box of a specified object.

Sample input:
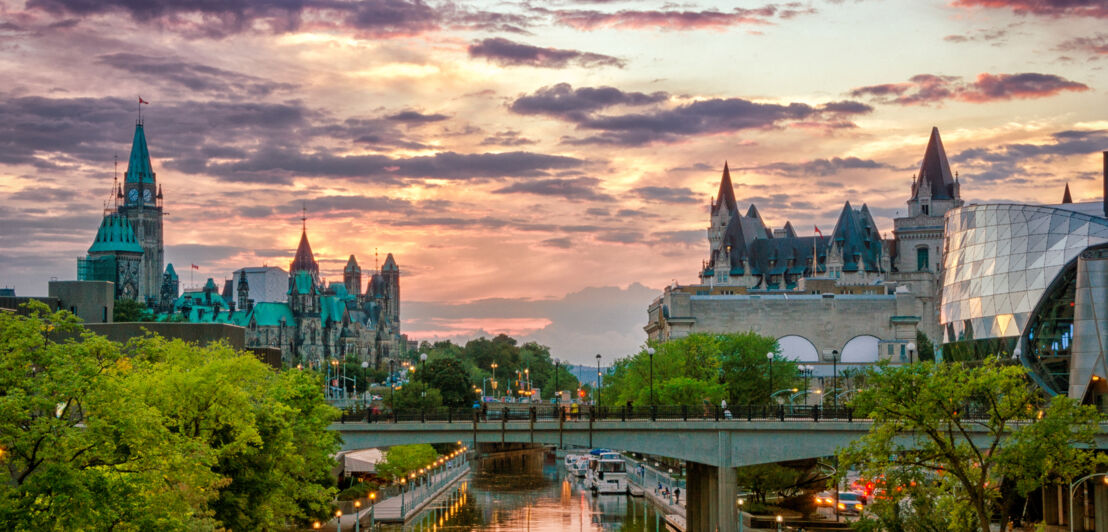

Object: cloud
[952,129,1108,182]
[943,25,1012,44]
[385,110,449,123]
[546,5,812,31]
[510,83,668,121]
[566,96,872,146]
[96,53,295,96]
[1056,33,1108,58]
[850,72,1088,106]
[480,130,537,146]
[539,237,573,249]
[632,186,700,204]
[746,156,890,176]
[952,0,1108,19]
[468,37,624,68]
[492,177,614,202]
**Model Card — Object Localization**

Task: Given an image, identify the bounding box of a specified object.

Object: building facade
[647,128,960,366]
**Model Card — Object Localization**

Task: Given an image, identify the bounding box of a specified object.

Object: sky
[1,0,1106,365]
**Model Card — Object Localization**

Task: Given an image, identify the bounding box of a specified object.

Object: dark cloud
[276,195,417,217]
[566,96,872,146]
[9,186,80,202]
[850,72,1088,106]
[539,237,573,249]
[492,177,614,202]
[1055,33,1108,58]
[166,243,241,264]
[952,129,1108,182]
[943,26,1011,44]
[468,37,624,68]
[650,229,703,246]
[545,5,811,31]
[510,83,668,121]
[747,156,890,176]
[632,186,700,204]
[385,110,449,123]
[96,53,295,96]
[585,207,610,216]
[952,0,1108,18]
[596,231,643,244]
[480,130,538,147]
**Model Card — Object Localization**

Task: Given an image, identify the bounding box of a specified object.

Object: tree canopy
[0,302,339,531]
[839,360,1105,532]
[414,335,579,400]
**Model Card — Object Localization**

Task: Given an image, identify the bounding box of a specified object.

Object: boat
[586,453,629,494]
[564,453,589,477]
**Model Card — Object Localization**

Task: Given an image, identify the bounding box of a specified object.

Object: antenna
[105,154,119,215]
[301,202,307,232]
[375,248,379,271]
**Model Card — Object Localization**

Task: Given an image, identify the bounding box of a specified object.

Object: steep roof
[88,214,144,254]
[711,163,738,216]
[124,123,155,184]
[249,302,295,327]
[1062,183,1073,204]
[382,253,399,272]
[164,263,178,280]
[345,254,361,273]
[913,127,957,201]
[289,229,319,275]
[830,202,883,272]
[291,270,315,295]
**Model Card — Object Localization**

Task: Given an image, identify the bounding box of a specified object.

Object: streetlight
[830,349,840,411]
[369,492,377,530]
[335,509,343,532]
[1070,473,1108,532]
[647,347,656,406]
[491,362,498,399]
[354,500,362,532]
[766,352,775,401]
[799,365,812,403]
[553,358,560,404]
[420,352,428,373]
[595,354,602,409]
[776,514,783,532]
[906,342,916,364]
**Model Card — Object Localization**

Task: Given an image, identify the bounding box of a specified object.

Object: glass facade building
[940,201,1108,395]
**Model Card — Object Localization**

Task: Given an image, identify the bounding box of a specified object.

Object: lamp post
[647,347,656,406]
[399,477,406,515]
[737,498,745,532]
[799,365,811,403]
[776,514,783,532]
[353,500,362,532]
[595,354,602,409]
[419,352,428,373]
[360,361,369,409]
[335,509,343,532]
[554,358,560,404]
[766,352,774,401]
[1070,473,1108,532]
[369,492,377,531]
[906,342,916,364]
[491,362,498,399]
[830,349,840,411]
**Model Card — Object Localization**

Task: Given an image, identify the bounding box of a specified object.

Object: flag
[138,97,149,105]
[814,225,823,237]
[191,264,199,270]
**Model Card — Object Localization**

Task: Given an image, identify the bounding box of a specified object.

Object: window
[917,247,930,272]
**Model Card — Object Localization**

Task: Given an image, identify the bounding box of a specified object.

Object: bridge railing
[332,404,869,424]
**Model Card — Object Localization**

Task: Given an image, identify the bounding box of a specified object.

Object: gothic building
[646,127,961,367]
[78,121,166,305]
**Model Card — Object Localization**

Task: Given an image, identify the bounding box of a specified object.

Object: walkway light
[776,514,783,532]
[737,499,746,532]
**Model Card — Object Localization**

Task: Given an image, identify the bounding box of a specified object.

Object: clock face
[143,189,153,203]
[127,189,139,203]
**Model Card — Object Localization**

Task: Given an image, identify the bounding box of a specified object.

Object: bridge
[330,405,1108,532]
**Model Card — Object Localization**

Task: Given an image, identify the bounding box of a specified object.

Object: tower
[116,121,165,305]
[237,269,250,311]
[895,127,963,274]
[78,213,145,300]
[159,264,180,311]
[344,255,362,295]
[381,253,400,334]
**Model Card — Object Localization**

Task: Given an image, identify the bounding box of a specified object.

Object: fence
[334,404,867,424]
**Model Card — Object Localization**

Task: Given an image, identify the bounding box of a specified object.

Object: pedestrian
[721,398,727,410]
[656,482,662,494]
[675,487,681,502]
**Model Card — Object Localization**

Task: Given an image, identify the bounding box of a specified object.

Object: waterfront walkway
[324,459,470,531]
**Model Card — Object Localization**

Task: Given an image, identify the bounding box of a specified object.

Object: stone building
[646,128,960,367]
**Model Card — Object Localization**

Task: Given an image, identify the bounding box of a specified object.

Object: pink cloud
[953,0,1108,19]
[850,72,1087,106]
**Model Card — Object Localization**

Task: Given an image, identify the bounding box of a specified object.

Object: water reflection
[380,464,668,532]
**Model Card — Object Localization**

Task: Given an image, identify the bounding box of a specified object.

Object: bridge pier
[686,461,736,532]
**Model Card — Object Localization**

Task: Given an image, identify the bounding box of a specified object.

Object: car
[834,491,866,515]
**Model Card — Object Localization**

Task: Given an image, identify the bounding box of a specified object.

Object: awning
[343,448,385,474]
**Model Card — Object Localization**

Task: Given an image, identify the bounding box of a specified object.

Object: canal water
[378,461,670,531]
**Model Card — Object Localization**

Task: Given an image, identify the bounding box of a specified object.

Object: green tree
[414,357,475,407]
[915,329,936,362]
[838,360,1104,532]
[112,298,154,322]
[386,381,443,410]
[376,444,439,481]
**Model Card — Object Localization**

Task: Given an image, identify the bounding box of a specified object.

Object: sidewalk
[324,462,471,531]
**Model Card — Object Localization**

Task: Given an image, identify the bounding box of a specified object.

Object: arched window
[841,335,880,363]
[777,335,819,362]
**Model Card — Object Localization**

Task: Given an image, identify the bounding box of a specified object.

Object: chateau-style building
[646,128,961,367]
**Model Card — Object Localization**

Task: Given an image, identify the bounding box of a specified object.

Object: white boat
[564,453,589,477]
[586,455,629,494]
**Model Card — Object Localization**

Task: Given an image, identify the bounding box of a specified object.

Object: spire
[913,127,956,200]
[711,162,738,216]
[289,228,319,276]
[1062,183,1073,204]
[124,123,155,184]
[345,254,360,273]
[382,253,399,272]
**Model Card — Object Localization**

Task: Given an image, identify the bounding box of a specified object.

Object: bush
[336,481,380,501]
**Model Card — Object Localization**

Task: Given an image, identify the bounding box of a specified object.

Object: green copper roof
[382,253,399,272]
[88,214,143,254]
[291,270,315,295]
[320,295,346,325]
[164,263,178,280]
[249,302,295,327]
[125,123,155,184]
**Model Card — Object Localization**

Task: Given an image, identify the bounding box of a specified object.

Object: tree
[838,360,1104,532]
[915,329,936,362]
[386,381,442,410]
[375,444,438,481]
[414,357,474,407]
[0,302,339,531]
[112,298,154,322]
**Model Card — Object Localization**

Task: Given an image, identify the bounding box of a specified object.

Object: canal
[377,460,671,531]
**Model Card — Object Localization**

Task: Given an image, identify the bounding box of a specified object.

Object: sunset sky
[1,0,1106,364]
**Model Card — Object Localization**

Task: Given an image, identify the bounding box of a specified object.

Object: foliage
[375,444,438,481]
[414,357,476,407]
[0,302,339,531]
[736,463,802,504]
[600,332,795,406]
[112,298,154,322]
[915,329,935,362]
[416,335,578,400]
[838,360,1104,532]
[386,381,443,410]
[337,480,380,501]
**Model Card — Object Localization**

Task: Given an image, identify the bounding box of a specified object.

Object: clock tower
[117,120,165,305]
